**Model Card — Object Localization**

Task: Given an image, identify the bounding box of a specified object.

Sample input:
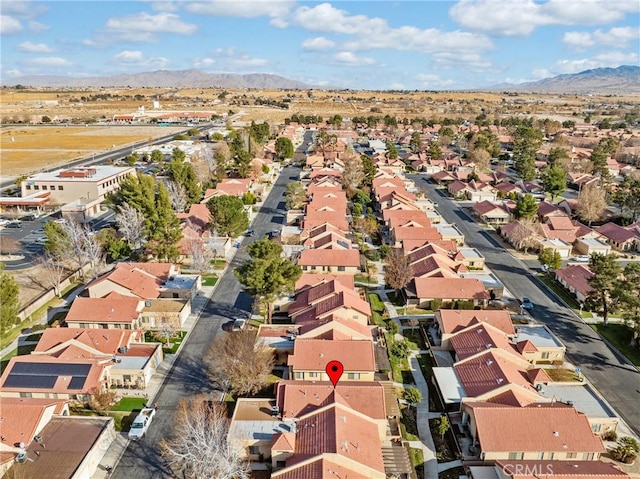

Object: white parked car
[571,255,590,263]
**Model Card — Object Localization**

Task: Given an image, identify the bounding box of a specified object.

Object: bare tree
[576,183,607,226]
[160,395,250,479]
[153,323,177,346]
[62,221,103,279]
[186,237,214,273]
[469,148,491,171]
[166,180,188,213]
[508,219,542,253]
[206,329,274,397]
[38,253,67,297]
[116,203,146,250]
[341,152,365,195]
[384,249,414,299]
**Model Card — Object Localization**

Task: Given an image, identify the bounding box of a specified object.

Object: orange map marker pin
[326,360,344,387]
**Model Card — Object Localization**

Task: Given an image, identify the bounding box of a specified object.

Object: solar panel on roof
[68,376,88,390]
[3,374,58,389]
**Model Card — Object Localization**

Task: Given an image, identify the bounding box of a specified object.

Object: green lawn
[403,329,427,351]
[355,275,379,284]
[201,274,219,287]
[368,293,386,313]
[591,323,640,366]
[536,274,592,318]
[210,259,227,269]
[400,406,420,441]
[110,397,148,412]
[410,447,425,479]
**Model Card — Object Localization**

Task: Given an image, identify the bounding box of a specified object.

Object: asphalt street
[111,164,299,479]
[408,174,640,437]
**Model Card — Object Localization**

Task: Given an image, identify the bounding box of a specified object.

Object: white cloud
[301,37,336,51]
[431,51,493,71]
[415,73,458,88]
[228,55,269,68]
[547,52,639,74]
[450,0,640,36]
[193,58,216,68]
[185,1,294,20]
[147,1,180,12]
[564,26,640,49]
[1,1,47,18]
[18,41,52,53]
[105,12,197,39]
[28,20,48,33]
[30,56,71,67]
[1,15,23,34]
[289,3,493,72]
[112,50,170,68]
[332,51,376,66]
[5,68,23,77]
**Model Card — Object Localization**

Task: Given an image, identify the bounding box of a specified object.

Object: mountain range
[5,65,640,94]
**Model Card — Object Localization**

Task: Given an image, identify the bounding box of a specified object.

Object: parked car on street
[571,255,590,263]
[521,297,534,310]
[6,221,22,229]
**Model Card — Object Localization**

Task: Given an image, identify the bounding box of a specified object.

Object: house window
[58,185,64,190]
[50,185,55,190]
[26,185,31,190]
[584,453,595,460]
[508,452,523,460]
[249,446,260,455]
[123,375,131,383]
[337,266,345,272]
[567,452,577,459]
[546,452,554,460]
[592,424,601,432]
[294,372,303,380]
[42,185,47,190]
[34,185,40,190]
[308,372,318,378]
[20,392,33,398]
[276,461,286,468]
[537,452,544,460]
[347,373,360,380]
[541,352,550,359]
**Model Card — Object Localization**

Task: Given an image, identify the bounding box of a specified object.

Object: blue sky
[1,0,639,90]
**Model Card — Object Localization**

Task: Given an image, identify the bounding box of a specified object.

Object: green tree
[612,437,639,464]
[234,149,253,178]
[538,247,562,271]
[13,175,27,187]
[541,165,567,200]
[207,195,249,238]
[43,221,71,258]
[315,130,337,159]
[285,182,307,210]
[470,130,501,158]
[437,415,450,440]
[235,239,301,323]
[147,183,182,261]
[361,155,376,186]
[409,132,422,153]
[587,253,622,325]
[126,152,139,166]
[515,193,538,219]
[548,146,569,167]
[241,191,257,205]
[386,141,399,159]
[428,141,443,161]
[151,149,163,163]
[513,126,543,181]
[167,156,202,205]
[613,175,640,221]
[274,137,294,160]
[109,173,157,236]
[95,228,131,262]
[403,387,422,406]
[41,115,51,123]
[0,265,20,333]
[618,263,640,348]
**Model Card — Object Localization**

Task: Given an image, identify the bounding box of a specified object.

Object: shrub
[403,386,423,406]
[386,320,400,335]
[390,340,411,359]
[431,299,442,311]
[611,437,639,464]
[603,430,618,442]
[364,249,381,261]
[378,244,391,259]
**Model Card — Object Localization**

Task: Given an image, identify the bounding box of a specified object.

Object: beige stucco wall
[291,370,375,382]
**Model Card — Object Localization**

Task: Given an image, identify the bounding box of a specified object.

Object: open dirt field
[1,125,185,177]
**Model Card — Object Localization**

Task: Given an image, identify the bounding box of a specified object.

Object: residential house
[513,325,566,364]
[574,235,611,256]
[202,177,252,201]
[288,339,376,381]
[288,280,371,325]
[408,277,490,309]
[462,402,605,461]
[555,265,593,303]
[434,310,515,349]
[297,249,361,275]
[65,292,144,330]
[473,201,512,224]
[597,222,639,251]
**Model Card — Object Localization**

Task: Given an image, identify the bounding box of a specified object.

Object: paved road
[408,174,640,437]
[112,165,298,478]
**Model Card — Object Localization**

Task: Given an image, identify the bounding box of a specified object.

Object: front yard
[591,323,640,366]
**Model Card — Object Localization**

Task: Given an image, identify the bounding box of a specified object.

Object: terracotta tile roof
[0,398,68,450]
[527,368,552,384]
[555,265,593,298]
[372,176,405,191]
[469,403,605,454]
[411,254,467,278]
[403,239,458,255]
[66,293,142,324]
[295,274,354,291]
[454,349,535,397]
[495,459,630,478]
[291,280,364,314]
[287,339,376,372]
[214,177,251,196]
[597,222,639,243]
[437,310,515,336]
[384,210,431,228]
[537,201,565,218]
[393,225,443,242]
[414,277,489,300]
[176,202,210,230]
[298,317,373,340]
[272,432,296,451]
[516,340,538,353]
[473,200,510,216]
[33,328,139,356]
[291,404,385,473]
[483,388,538,407]
[88,262,177,299]
[276,380,386,420]
[272,457,372,479]
[449,323,521,361]
[298,249,360,267]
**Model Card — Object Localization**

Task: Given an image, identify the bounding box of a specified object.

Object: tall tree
[613,175,640,222]
[147,184,182,262]
[274,137,294,160]
[428,141,442,161]
[151,149,164,163]
[160,394,250,479]
[361,155,376,187]
[515,193,538,219]
[386,141,399,159]
[38,253,67,297]
[212,142,231,182]
[167,157,202,205]
[0,265,20,333]
[587,253,622,325]
[541,165,567,200]
[43,221,72,258]
[206,329,275,396]
[409,131,422,154]
[115,203,146,251]
[618,262,640,347]
[285,182,307,210]
[513,126,543,181]
[341,152,365,196]
[548,146,569,169]
[234,149,253,178]
[384,249,414,299]
[538,247,562,271]
[165,180,188,213]
[207,196,249,238]
[315,130,337,159]
[235,239,301,323]
[576,183,607,226]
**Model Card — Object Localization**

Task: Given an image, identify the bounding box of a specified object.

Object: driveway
[408,174,640,437]
[111,165,299,478]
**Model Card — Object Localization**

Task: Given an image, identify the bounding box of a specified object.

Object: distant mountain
[494,65,640,94]
[3,69,315,90]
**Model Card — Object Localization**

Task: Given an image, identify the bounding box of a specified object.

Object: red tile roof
[287,339,375,372]
[555,265,593,298]
[298,249,360,267]
[276,381,386,420]
[272,457,372,479]
[66,293,142,324]
[33,328,139,356]
[414,277,489,300]
[597,222,639,243]
[0,398,68,451]
[295,274,354,292]
[449,323,520,361]
[469,403,605,454]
